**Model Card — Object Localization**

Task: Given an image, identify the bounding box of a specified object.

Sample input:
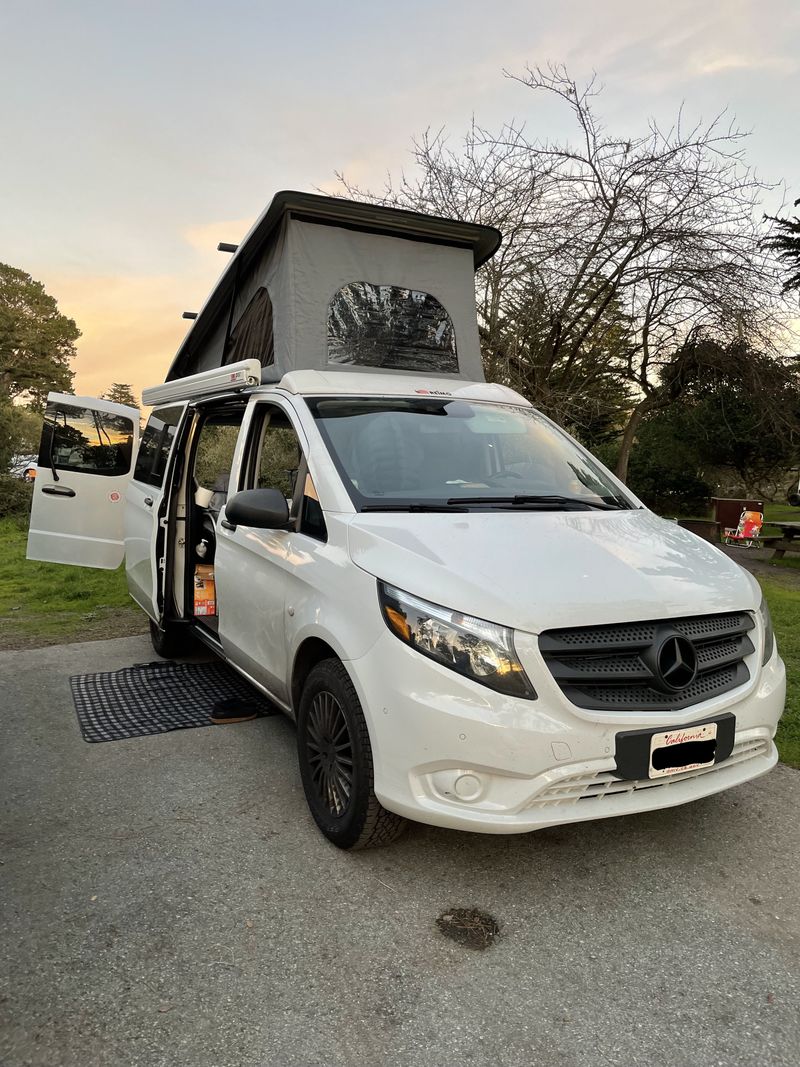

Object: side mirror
[223,488,290,530]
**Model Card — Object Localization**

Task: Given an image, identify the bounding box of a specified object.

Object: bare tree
[337,65,793,480]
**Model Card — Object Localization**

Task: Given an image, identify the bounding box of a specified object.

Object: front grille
[539,611,754,711]
[524,735,770,810]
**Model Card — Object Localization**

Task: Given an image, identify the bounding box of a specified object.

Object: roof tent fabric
[166,192,501,385]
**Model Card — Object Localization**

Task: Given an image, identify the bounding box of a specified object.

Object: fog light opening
[454,773,483,801]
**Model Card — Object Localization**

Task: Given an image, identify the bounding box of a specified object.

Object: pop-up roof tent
[166,192,502,386]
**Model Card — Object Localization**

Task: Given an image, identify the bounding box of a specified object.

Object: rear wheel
[297,658,407,850]
[149,618,195,659]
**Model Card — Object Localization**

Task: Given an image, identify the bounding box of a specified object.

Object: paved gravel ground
[2,636,799,1067]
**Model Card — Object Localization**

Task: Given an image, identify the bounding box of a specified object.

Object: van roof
[142,360,529,408]
[274,369,529,406]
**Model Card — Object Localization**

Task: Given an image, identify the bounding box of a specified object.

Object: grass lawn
[0,517,146,650]
[761,503,800,573]
[763,502,800,524]
[762,580,800,768]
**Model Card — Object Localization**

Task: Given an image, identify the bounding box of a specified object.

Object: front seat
[350,414,424,496]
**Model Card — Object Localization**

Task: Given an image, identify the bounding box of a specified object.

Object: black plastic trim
[614,712,736,780]
[540,612,755,712]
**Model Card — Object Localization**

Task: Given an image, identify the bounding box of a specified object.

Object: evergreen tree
[764,199,800,295]
[102,383,138,408]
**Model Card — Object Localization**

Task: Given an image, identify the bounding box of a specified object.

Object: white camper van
[28,193,785,850]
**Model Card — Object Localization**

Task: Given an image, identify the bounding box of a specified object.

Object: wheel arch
[290,636,340,715]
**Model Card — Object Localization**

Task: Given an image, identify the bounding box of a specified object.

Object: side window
[133,405,183,487]
[257,423,300,499]
[251,406,327,542]
[39,400,135,477]
[194,411,246,514]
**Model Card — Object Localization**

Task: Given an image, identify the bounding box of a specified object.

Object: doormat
[70,660,276,743]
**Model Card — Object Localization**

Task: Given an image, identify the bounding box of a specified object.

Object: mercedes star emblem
[656,634,698,691]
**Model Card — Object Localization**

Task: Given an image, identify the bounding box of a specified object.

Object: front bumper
[346,630,786,834]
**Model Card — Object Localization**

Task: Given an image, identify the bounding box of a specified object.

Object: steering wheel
[485,470,525,482]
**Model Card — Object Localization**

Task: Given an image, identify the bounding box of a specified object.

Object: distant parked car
[9,455,38,481]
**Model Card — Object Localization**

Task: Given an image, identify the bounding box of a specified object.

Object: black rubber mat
[69,660,275,743]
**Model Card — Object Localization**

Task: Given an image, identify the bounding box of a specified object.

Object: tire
[297,658,407,850]
[149,618,195,659]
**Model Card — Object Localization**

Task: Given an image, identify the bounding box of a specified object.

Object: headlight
[378,582,536,699]
[759,597,775,665]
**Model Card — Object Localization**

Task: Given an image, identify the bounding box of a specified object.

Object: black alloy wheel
[306,689,354,817]
[297,659,406,850]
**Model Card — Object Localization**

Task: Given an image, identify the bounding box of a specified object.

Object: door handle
[42,485,76,498]
[143,497,154,507]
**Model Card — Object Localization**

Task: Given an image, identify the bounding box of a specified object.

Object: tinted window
[133,406,183,487]
[39,401,135,477]
[309,397,631,511]
[327,282,458,373]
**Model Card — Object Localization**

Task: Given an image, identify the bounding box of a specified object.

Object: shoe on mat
[210,697,259,724]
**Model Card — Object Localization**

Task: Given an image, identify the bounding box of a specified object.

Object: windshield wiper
[360,503,469,513]
[446,494,626,511]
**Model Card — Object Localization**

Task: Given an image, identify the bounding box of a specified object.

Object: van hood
[347,509,759,633]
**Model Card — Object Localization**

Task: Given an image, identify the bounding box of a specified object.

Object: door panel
[124,404,187,619]
[215,400,308,700]
[27,393,139,569]
[215,525,291,698]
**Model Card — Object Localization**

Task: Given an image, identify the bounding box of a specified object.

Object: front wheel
[297,659,407,850]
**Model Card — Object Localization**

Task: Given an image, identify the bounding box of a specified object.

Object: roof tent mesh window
[225,287,275,368]
[327,282,458,373]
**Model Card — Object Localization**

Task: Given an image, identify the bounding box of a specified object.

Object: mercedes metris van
[27,192,785,850]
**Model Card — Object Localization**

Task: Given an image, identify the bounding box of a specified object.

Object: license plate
[648,722,718,779]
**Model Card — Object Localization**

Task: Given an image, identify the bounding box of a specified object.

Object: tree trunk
[615,399,651,484]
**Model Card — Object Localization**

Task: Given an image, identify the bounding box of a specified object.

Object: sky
[1,0,799,402]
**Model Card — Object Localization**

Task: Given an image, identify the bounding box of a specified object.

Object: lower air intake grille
[539,611,755,711]
[525,735,770,809]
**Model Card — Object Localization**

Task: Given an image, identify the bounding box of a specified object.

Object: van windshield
[307,397,633,512]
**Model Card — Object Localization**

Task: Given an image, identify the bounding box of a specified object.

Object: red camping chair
[723,510,764,548]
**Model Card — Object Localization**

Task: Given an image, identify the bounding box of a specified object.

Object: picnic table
[767,521,800,560]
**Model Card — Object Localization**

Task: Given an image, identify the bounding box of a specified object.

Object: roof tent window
[327,281,458,373]
[225,286,274,368]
